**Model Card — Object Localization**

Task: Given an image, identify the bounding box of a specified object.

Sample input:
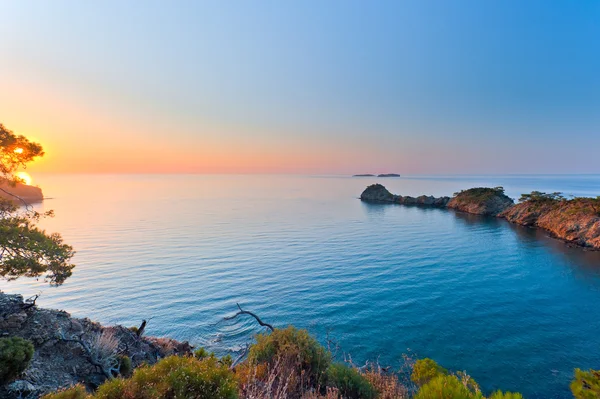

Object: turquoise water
[2,174,600,398]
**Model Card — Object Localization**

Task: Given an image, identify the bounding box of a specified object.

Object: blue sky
[0,1,599,174]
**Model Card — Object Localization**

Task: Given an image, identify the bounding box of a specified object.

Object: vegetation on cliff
[0,336,34,384]
[447,187,514,216]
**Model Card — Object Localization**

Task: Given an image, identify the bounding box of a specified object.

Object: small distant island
[352,173,401,177]
[360,184,600,250]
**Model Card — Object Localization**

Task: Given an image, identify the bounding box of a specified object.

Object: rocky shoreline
[360,184,600,250]
[0,292,192,398]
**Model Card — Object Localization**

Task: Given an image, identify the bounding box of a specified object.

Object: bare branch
[0,186,32,211]
[224,303,274,331]
[22,293,41,310]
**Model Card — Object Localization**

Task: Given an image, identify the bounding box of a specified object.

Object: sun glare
[16,172,32,185]
[14,147,24,154]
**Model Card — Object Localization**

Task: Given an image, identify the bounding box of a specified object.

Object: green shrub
[454,187,506,201]
[194,347,211,359]
[411,358,447,386]
[571,368,600,399]
[220,354,233,368]
[248,326,331,386]
[519,191,565,203]
[95,355,237,399]
[117,355,132,377]
[0,336,34,383]
[414,374,483,399]
[488,391,524,399]
[326,363,376,399]
[41,385,89,399]
[43,356,237,399]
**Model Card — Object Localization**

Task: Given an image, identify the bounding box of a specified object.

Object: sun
[16,172,33,185]
[14,147,24,154]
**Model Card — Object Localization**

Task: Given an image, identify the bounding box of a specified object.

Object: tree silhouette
[0,124,75,285]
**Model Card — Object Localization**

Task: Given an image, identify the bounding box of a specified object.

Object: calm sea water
[2,174,600,398]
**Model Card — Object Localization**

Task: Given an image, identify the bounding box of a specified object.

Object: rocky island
[361,184,600,250]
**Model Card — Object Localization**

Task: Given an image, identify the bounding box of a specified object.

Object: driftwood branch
[22,293,40,310]
[224,303,274,332]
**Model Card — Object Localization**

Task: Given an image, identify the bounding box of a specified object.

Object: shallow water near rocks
[2,174,600,398]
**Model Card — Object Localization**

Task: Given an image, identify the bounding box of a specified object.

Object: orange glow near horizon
[16,172,32,185]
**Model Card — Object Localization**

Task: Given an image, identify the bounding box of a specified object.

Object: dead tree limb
[137,320,147,337]
[224,303,274,332]
[22,293,40,310]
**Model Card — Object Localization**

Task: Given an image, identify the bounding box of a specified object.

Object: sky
[0,1,599,175]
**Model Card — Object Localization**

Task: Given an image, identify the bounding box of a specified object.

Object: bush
[194,347,211,359]
[0,336,34,383]
[414,374,482,399]
[571,368,600,399]
[117,355,132,377]
[363,367,407,399]
[43,356,237,399]
[326,363,376,399]
[453,187,506,201]
[41,385,89,399]
[488,391,524,399]
[519,191,564,203]
[248,326,331,386]
[411,358,447,386]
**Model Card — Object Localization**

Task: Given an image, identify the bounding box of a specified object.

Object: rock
[7,380,36,393]
[417,195,435,205]
[0,292,192,398]
[500,198,600,249]
[447,187,514,216]
[360,184,395,203]
[401,196,417,205]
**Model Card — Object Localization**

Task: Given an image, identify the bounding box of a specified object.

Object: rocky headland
[0,292,192,398]
[499,195,600,249]
[360,184,600,250]
[0,182,44,204]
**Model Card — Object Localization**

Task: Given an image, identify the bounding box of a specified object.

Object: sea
[2,174,600,398]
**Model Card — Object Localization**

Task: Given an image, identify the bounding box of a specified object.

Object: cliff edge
[0,292,192,398]
[500,194,600,249]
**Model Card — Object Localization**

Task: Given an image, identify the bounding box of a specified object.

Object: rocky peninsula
[0,182,44,204]
[360,184,600,250]
[0,292,191,398]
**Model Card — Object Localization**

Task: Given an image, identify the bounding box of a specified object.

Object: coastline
[360,184,600,251]
[0,292,192,398]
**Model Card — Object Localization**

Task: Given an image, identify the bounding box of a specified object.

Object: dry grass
[363,367,408,399]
